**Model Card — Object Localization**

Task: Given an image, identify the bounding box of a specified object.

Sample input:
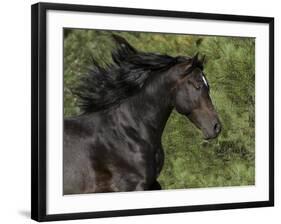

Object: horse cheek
[174,90,191,115]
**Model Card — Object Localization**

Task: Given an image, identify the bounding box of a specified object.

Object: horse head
[171,53,221,140]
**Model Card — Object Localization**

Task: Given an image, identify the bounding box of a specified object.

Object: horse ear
[112,34,137,54]
[200,55,206,64]
[192,52,199,67]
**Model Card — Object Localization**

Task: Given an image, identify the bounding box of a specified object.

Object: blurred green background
[64,29,255,189]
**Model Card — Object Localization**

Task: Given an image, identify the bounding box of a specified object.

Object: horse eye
[188,79,204,89]
[197,80,204,89]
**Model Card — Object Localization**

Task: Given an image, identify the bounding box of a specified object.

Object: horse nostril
[214,122,221,134]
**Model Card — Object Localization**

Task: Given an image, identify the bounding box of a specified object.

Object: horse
[63,34,221,194]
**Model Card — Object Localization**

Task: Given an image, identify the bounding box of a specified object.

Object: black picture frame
[31,2,274,222]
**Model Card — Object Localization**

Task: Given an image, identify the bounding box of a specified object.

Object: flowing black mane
[73,35,200,113]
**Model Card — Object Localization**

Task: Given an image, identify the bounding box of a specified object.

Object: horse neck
[125,73,173,136]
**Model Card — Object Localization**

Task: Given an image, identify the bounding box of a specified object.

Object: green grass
[64,29,255,189]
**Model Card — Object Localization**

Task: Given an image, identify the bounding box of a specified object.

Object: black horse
[63,34,221,194]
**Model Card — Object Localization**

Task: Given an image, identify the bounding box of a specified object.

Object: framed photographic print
[31,2,274,222]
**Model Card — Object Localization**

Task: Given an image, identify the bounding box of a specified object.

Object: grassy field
[63,29,255,189]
